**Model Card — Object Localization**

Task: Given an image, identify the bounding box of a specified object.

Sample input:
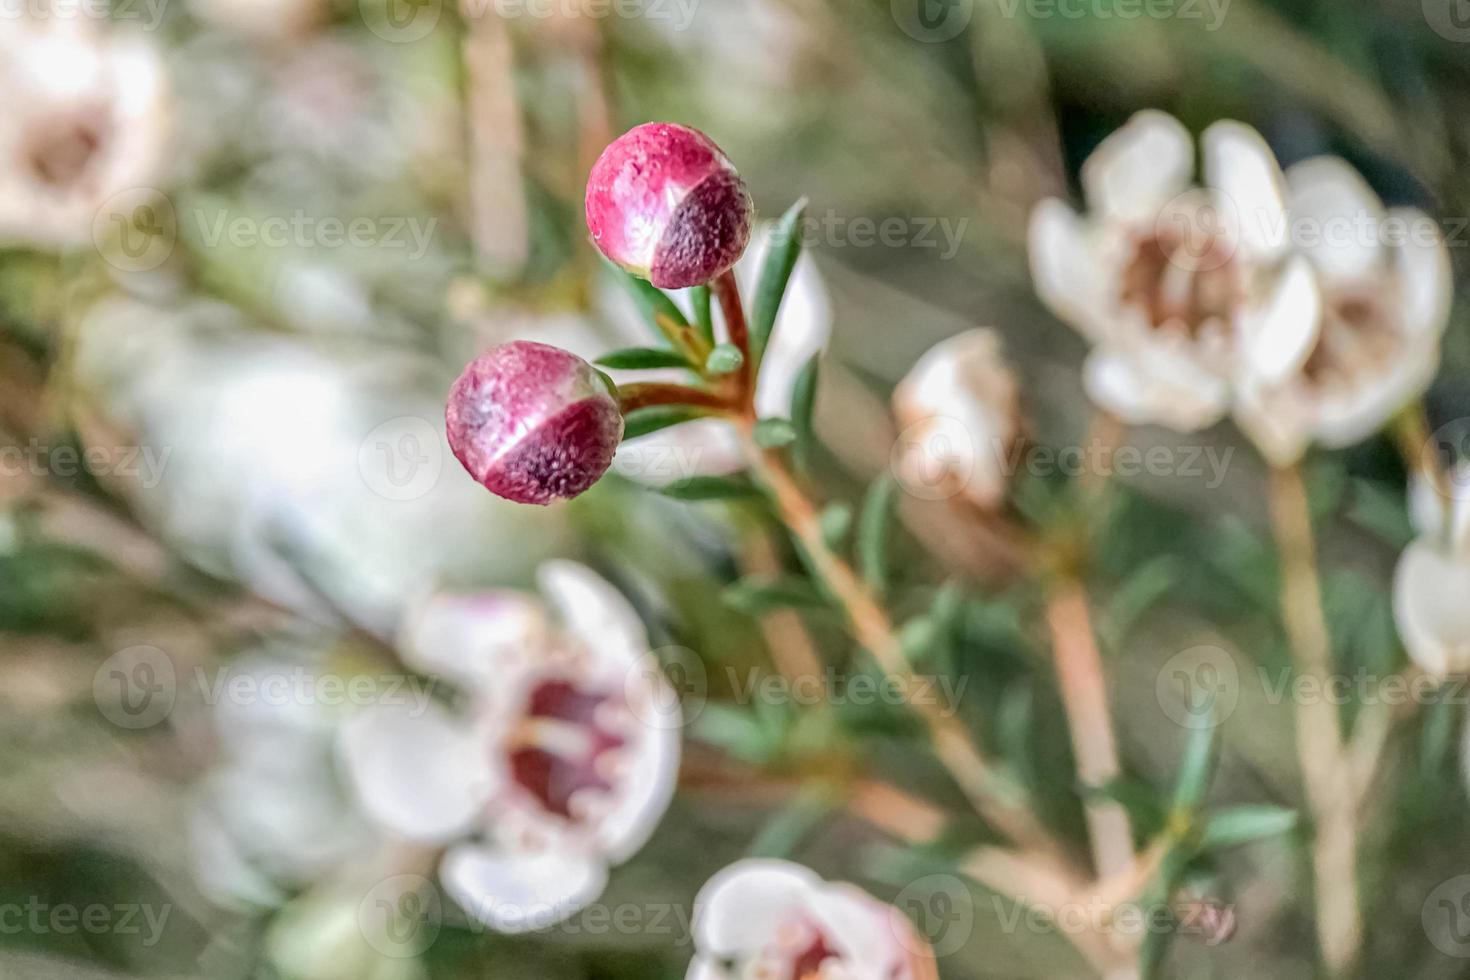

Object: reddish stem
[711,270,754,416]
[616,383,730,414]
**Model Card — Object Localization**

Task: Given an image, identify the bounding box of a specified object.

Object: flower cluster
[1029,110,1451,463]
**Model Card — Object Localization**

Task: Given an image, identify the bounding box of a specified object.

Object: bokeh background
[3,0,1470,977]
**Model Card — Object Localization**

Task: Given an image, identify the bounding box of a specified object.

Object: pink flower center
[507,678,626,821]
[26,114,106,189]
[788,929,839,980]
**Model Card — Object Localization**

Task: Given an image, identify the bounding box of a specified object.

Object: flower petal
[1393,539,1470,677]
[1313,342,1439,450]
[739,224,833,418]
[1083,347,1229,433]
[338,703,490,842]
[596,684,681,861]
[808,882,909,970]
[537,560,648,668]
[398,589,548,691]
[1285,157,1385,288]
[1237,254,1321,383]
[439,844,608,933]
[1028,198,1111,342]
[1386,207,1452,342]
[1081,110,1195,224]
[1233,378,1312,467]
[693,859,821,956]
[1202,120,1289,262]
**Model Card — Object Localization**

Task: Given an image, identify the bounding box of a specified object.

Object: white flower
[1393,466,1470,677]
[687,859,937,980]
[0,17,169,249]
[892,328,1022,508]
[1232,159,1452,465]
[1029,111,1319,433]
[607,221,833,486]
[339,562,681,933]
[190,652,378,908]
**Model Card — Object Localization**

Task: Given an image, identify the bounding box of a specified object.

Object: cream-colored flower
[687,859,937,980]
[0,17,169,249]
[1030,111,1319,433]
[339,562,681,933]
[1393,467,1470,677]
[1232,159,1452,465]
[891,328,1022,508]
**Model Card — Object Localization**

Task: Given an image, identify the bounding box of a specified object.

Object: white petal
[1082,110,1195,224]
[1083,348,1229,432]
[1202,121,1289,262]
[398,590,548,691]
[1286,157,1385,288]
[1393,539,1470,677]
[739,224,833,418]
[685,958,730,980]
[1237,254,1322,382]
[612,418,745,486]
[1027,199,1111,342]
[338,703,490,842]
[440,844,607,933]
[537,561,649,668]
[1313,342,1439,450]
[1386,207,1452,342]
[809,882,909,970]
[596,693,681,861]
[693,859,821,956]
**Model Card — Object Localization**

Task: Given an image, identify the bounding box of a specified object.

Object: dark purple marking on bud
[446,340,624,506]
[585,122,753,288]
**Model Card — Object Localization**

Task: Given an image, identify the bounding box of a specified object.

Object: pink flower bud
[585,122,754,289]
[446,341,624,505]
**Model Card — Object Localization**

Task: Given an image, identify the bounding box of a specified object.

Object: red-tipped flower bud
[585,122,754,289]
[446,341,624,506]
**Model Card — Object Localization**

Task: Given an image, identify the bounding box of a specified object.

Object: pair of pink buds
[446,122,754,505]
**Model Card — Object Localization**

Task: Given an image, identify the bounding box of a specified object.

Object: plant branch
[616,383,730,414]
[712,269,753,412]
[1268,463,1361,978]
[1046,581,1136,881]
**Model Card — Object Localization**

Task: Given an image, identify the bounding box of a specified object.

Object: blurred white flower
[73,296,560,632]
[892,328,1022,509]
[1030,111,1319,433]
[0,17,169,249]
[1232,159,1452,465]
[687,859,937,980]
[339,561,681,933]
[190,651,378,908]
[1393,467,1470,677]
[608,222,833,486]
